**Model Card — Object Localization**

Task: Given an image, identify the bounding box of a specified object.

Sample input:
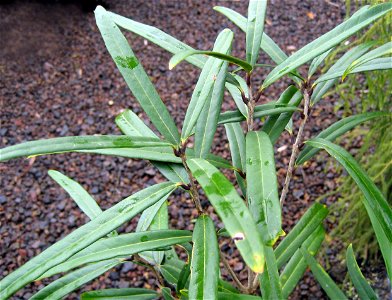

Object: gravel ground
[0,0,390,299]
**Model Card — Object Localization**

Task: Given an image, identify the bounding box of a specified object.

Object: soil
[0,0,390,299]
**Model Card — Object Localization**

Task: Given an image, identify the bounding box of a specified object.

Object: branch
[220,250,249,293]
[279,88,311,207]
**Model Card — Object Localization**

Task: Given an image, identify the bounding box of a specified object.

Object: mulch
[0,0,389,299]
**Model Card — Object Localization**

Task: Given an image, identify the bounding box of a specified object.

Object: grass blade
[280,226,325,299]
[346,244,379,300]
[0,135,171,162]
[82,288,159,300]
[40,229,191,279]
[262,3,392,89]
[31,260,121,300]
[246,131,282,245]
[301,248,348,299]
[297,111,391,165]
[246,0,268,67]
[48,170,102,220]
[306,138,392,244]
[181,29,233,139]
[275,203,328,268]
[0,182,176,299]
[189,215,219,300]
[95,6,180,145]
[188,158,265,273]
[195,60,228,158]
[224,123,247,196]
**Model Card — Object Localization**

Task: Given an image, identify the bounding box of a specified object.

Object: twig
[251,273,260,292]
[220,251,249,293]
[134,254,165,286]
[280,88,311,207]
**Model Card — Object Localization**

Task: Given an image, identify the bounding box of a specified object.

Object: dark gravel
[0,0,390,299]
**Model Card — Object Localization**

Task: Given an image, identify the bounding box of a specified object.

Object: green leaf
[280,226,325,299]
[162,287,175,300]
[194,60,228,158]
[187,158,265,273]
[189,215,219,300]
[31,259,121,300]
[81,288,159,300]
[217,280,239,294]
[181,29,233,139]
[259,246,283,300]
[177,262,191,294]
[0,135,171,162]
[301,248,348,300]
[159,264,183,287]
[246,0,268,67]
[262,86,302,143]
[95,6,180,145]
[344,41,392,78]
[40,229,191,279]
[213,6,287,64]
[186,149,234,170]
[0,182,176,299]
[169,50,251,72]
[48,170,102,220]
[308,48,333,78]
[218,293,261,300]
[297,112,391,165]
[224,123,247,196]
[275,203,328,268]
[311,43,375,104]
[306,138,392,244]
[218,104,298,125]
[346,244,379,300]
[246,131,282,245]
[262,3,392,89]
[225,74,249,118]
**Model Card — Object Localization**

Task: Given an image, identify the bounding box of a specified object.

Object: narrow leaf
[95,6,180,145]
[246,0,268,66]
[246,131,282,245]
[31,259,121,300]
[162,287,175,300]
[48,170,102,220]
[346,244,379,300]
[169,50,251,72]
[259,246,283,300]
[181,29,233,139]
[189,215,219,300]
[306,138,392,244]
[308,48,333,78]
[0,182,176,299]
[275,202,328,268]
[280,226,325,299]
[0,135,171,162]
[297,111,391,165]
[301,248,348,299]
[81,288,159,300]
[188,158,265,273]
[225,74,249,118]
[40,230,191,279]
[218,293,261,300]
[262,3,392,89]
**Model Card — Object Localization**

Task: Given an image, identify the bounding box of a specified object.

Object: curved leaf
[225,74,249,118]
[308,48,333,78]
[262,3,392,89]
[246,0,268,67]
[48,170,102,220]
[161,287,174,300]
[0,135,170,162]
[306,138,392,244]
[301,248,348,300]
[189,215,219,300]
[95,6,180,145]
[31,259,121,300]
[297,111,391,165]
[0,182,176,299]
[346,244,379,300]
[169,50,251,72]
[246,131,282,245]
[259,246,283,300]
[187,158,265,273]
[181,29,233,139]
[81,288,159,300]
